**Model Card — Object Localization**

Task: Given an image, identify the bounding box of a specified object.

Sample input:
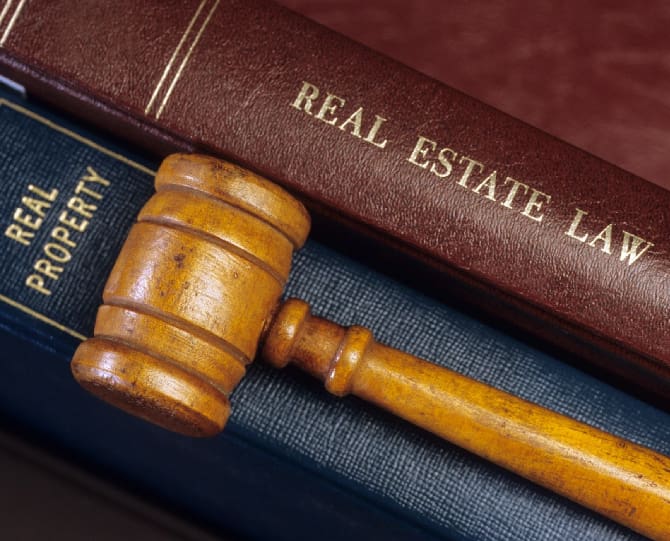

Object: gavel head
[71,154,310,437]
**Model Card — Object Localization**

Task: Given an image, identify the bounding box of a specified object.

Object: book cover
[280,0,670,193]
[1,0,669,403]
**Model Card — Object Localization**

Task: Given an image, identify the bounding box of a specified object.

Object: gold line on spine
[0,1,14,33]
[145,0,208,115]
[0,294,87,340]
[0,0,26,47]
[155,0,220,120]
[1,99,155,176]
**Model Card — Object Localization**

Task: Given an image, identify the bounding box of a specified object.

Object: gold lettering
[588,224,613,254]
[67,196,97,219]
[315,93,345,125]
[5,184,58,246]
[51,226,77,248]
[15,169,108,297]
[338,107,364,138]
[74,167,110,200]
[363,115,389,149]
[34,259,63,280]
[521,189,551,222]
[292,82,388,149]
[44,242,72,263]
[431,147,457,178]
[26,274,51,296]
[291,81,320,114]
[13,207,42,230]
[74,180,103,200]
[58,210,89,233]
[21,196,52,218]
[407,136,436,169]
[472,170,498,201]
[501,177,529,209]
[620,232,654,266]
[456,156,484,188]
[28,184,58,201]
[5,224,34,246]
[565,208,589,242]
[82,166,111,186]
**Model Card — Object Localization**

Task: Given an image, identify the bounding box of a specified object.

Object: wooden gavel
[71,154,670,540]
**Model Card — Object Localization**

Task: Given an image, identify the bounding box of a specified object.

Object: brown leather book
[282,0,670,194]
[1,0,668,404]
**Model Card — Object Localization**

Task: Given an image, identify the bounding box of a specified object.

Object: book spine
[0,4,667,397]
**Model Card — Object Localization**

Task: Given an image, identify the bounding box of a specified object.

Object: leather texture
[280,0,670,193]
[0,0,668,403]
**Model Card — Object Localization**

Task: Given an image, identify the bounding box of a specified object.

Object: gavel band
[71,154,670,540]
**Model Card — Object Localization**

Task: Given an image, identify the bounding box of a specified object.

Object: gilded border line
[155,0,219,120]
[0,99,156,176]
[145,0,220,120]
[145,0,208,115]
[0,0,26,47]
[0,99,155,340]
[0,294,86,340]
[0,1,14,32]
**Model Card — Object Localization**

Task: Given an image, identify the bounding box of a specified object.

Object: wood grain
[265,299,670,540]
[72,154,670,539]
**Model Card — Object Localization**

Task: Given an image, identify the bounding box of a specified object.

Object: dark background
[0,426,226,540]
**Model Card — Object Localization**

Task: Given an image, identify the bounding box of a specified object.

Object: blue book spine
[0,89,440,541]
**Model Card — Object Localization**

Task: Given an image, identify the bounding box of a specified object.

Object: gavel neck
[264,297,417,404]
[261,299,362,395]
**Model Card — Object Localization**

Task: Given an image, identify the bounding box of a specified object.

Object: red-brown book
[1,0,668,404]
[281,0,670,194]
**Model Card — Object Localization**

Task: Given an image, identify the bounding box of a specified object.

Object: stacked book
[0,1,668,539]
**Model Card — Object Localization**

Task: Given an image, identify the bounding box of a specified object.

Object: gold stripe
[145,0,209,115]
[0,0,14,33]
[0,0,25,47]
[0,294,87,341]
[0,99,156,176]
[155,0,220,120]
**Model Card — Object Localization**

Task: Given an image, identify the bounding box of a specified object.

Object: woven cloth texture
[231,240,668,541]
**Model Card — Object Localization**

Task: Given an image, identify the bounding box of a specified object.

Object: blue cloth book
[0,86,668,540]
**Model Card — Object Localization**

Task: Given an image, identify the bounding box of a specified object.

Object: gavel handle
[263,299,670,540]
